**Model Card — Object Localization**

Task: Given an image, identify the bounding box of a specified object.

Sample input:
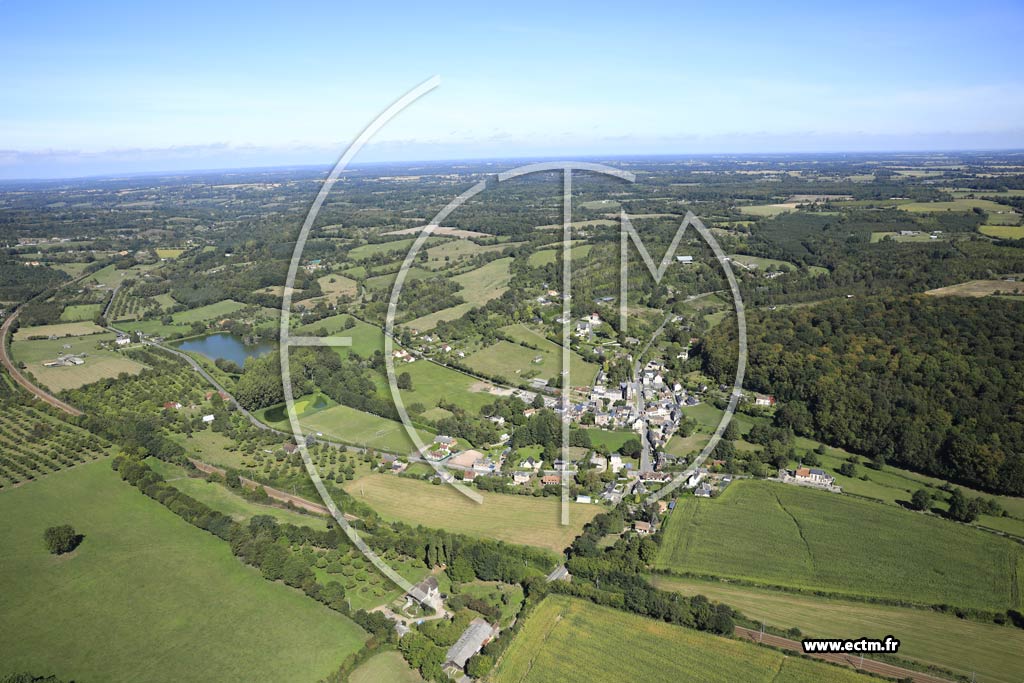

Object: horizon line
[3,147,1024,184]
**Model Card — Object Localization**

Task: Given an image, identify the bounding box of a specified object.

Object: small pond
[173,333,273,367]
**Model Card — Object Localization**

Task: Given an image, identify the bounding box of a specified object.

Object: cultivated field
[649,575,1024,683]
[342,474,598,552]
[491,595,874,683]
[654,480,1024,611]
[0,461,367,682]
[11,332,147,392]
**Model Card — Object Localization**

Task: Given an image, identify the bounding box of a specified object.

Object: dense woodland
[703,296,1024,495]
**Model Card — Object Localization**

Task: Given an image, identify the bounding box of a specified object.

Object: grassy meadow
[654,480,1023,611]
[0,461,367,683]
[649,575,1024,683]
[491,595,875,683]
[349,651,424,683]
[300,403,435,453]
[342,474,597,552]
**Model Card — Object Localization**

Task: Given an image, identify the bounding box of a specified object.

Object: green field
[899,198,1021,224]
[378,359,495,415]
[464,323,599,386]
[11,332,147,392]
[649,575,1024,683]
[583,428,638,452]
[492,595,874,683]
[155,248,185,259]
[654,480,1023,611]
[296,316,384,357]
[301,403,435,454]
[527,242,592,267]
[980,224,1024,239]
[422,239,515,270]
[59,303,103,321]
[728,254,797,271]
[0,461,367,682]
[348,238,417,260]
[13,321,105,341]
[342,474,598,553]
[172,299,246,323]
[681,403,1024,533]
[738,202,798,217]
[350,651,424,683]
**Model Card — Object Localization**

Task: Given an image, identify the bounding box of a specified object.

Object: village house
[283,442,298,454]
[609,454,625,474]
[201,414,215,423]
[512,471,533,485]
[794,467,835,486]
[520,456,542,473]
[463,470,477,482]
[633,520,653,534]
[405,575,442,612]
[541,474,561,486]
[695,482,713,498]
[754,393,776,407]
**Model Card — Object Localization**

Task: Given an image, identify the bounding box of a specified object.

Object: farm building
[444,618,499,674]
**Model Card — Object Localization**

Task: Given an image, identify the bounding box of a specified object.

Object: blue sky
[1,0,1022,178]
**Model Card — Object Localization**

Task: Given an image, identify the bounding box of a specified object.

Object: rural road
[734,626,952,683]
[0,310,84,416]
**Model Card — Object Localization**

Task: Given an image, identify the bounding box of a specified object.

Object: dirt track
[0,311,84,416]
[734,626,951,683]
